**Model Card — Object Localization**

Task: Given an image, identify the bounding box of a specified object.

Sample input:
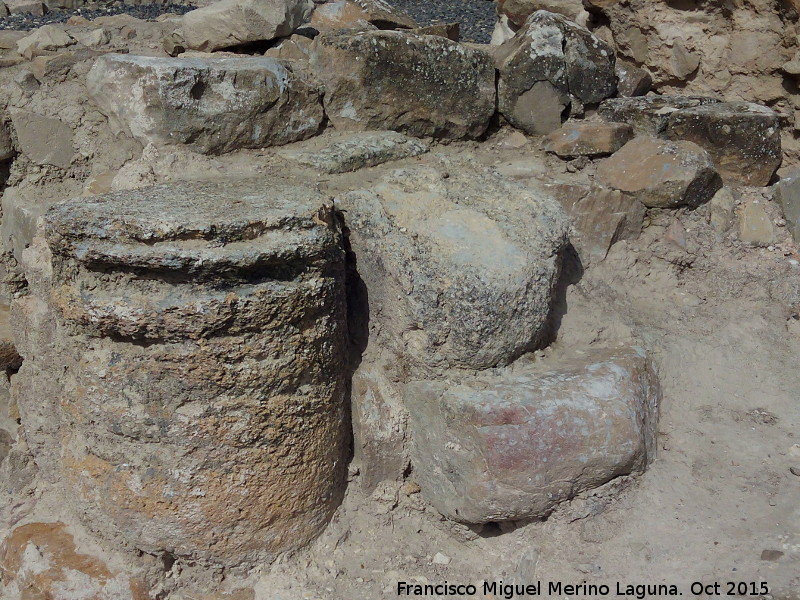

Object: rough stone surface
[738,199,775,246]
[350,354,410,491]
[497,0,587,28]
[664,102,781,187]
[709,187,737,234]
[278,131,429,173]
[599,95,720,136]
[10,111,74,169]
[338,165,569,371]
[775,170,800,243]
[263,33,313,60]
[13,180,349,567]
[16,24,73,59]
[310,30,495,139]
[0,522,145,600]
[545,182,645,264]
[495,11,616,135]
[180,0,314,52]
[309,0,416,32]
[615,60,652,97]
[406,347,660,523]
[6,0,46,15]
[544,121,633,157]
[596,137,722,209]
[87,54,324,155]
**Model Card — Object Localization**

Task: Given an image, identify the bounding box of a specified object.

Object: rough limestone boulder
[407,347,660,523]
[598,95,720,136]
[310,30,495,139]
[338,165,569,371]
[180,0,313,51]
[495,11,616,135]
[87,54,324,155]
[597,137,722,209]
[12,180,349,566]
[664,102,781,187]
[310,0,416,32]
[544,121,633,157]
[497,0,588,28]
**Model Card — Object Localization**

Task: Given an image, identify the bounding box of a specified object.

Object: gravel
[0,2,195,31]
[387,0,496,44]
[0,0,496,43]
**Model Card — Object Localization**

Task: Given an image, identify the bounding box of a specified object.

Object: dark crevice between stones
[539,242,584,349]
[337,209,370,489]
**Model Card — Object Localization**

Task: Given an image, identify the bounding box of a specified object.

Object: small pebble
[433,552,452,565]
[790,466,800,476]
[760,549,784,561]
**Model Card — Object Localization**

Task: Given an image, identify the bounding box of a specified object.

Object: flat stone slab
[544,121,633,157]
[87,54,324,155]
[277,131,429,173]
[406,347,660,523]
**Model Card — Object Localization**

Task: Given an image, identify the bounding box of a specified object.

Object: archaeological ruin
[0,0,798,598]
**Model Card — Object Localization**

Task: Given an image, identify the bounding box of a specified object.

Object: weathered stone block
[599,95,720,136]
[495,11,615,135]
[615,60,652,97]
[310,30,496,139]
[278,131,429,174]
[13,180,349,566]
[87,54,324,155]
[309,0,416,32]
[338,166,569,370]
[544,121,633,157]
[545,182,645,264]
[664,102,781,187]
[10,111,74,168]
[406,347,660,523]
[596,137,722,209]
[180,0,313,52]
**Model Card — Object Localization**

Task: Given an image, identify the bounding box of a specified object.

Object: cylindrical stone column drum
[12,181,348,566]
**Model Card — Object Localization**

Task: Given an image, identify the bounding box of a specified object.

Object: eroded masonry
[0,0,797,597]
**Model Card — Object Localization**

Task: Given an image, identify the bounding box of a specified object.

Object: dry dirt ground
[109,132,796,600]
